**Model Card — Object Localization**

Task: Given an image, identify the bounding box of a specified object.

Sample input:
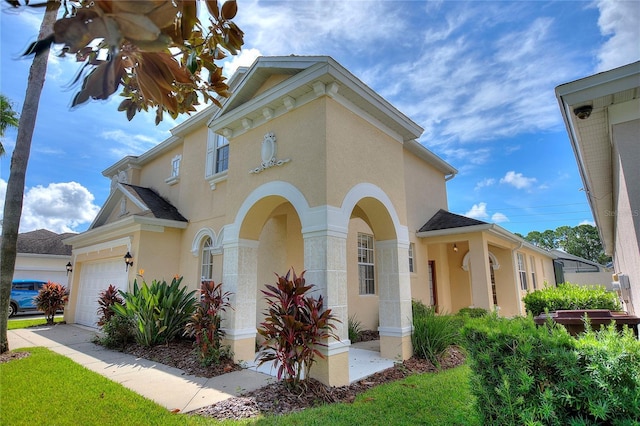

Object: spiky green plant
[112,276,197,347]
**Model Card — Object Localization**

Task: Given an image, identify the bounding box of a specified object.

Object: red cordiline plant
[184,280,233,366]
[96,284,124,327]
[256,269,340,390]
[34,281,69,325]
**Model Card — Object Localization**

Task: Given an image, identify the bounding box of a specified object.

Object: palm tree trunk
[0,0,60,353]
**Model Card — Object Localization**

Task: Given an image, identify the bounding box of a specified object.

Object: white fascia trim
[65,216,187,247]
[72,236,132,256]
[416,224,555,259]
[210,61,330,133]
[554,61,640,106]
[404,139,458,176]
[170,104,218,136]
[117,183,149,212]
[325,59,423,140]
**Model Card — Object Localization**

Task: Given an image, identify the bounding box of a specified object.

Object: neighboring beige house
[64,56,555,386]
[556,61,640,315]
[4,229,73,285]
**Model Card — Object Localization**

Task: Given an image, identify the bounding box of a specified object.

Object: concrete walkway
[7,324,394,413]
[7,324,273,413]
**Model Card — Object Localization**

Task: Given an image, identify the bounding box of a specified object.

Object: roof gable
[418,209,487,233]
[90,183,187,229]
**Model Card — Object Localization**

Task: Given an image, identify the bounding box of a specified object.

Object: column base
[309,350,350,387]
[379,332,412,361]
[224,335,256,364]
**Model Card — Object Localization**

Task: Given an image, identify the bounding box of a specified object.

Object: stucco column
[222,238,259,363]
[376,239,413,361]
[303,229,350,387]
[468,234,493,311]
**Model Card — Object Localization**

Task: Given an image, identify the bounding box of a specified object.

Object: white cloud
[100,129,159,158]
[491,212,509,223]
[595,0,640,72]
[474,178,496,190]
[465,202,489,220]
[222,48,262,77]
[579,219,596,227]
[500,171,537,189]
[0,179,100,233]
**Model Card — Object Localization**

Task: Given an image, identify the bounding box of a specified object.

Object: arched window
[201,237,214,281]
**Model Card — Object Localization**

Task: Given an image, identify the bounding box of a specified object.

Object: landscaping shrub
[34,281,69,324]
[348,314,363,343]
[98,314,134,349]
[457,307,488,318]
[184,280,233,366]
[96,284,124,327]
[462,315,640,425]
[256,269,340,390]
[112,276,197,347]
[411,300,463,367]
[522,282,621,316]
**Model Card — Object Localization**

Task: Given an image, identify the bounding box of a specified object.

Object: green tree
[522,224,610,265]
[0,94,20,156]
[1,0,243,354]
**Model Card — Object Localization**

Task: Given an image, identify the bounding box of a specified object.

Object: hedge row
[462,315,640,425]
[522,283,621,316]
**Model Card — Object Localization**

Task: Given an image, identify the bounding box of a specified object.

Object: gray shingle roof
[121,184,187,222]
[11,229,75,255]
[418,209,487,233]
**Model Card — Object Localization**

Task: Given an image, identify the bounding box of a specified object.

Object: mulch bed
[193,345,466,420]
[3,329,466,421]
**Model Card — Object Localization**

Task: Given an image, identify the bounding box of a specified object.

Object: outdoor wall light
[66,262,73,275]
[453,243,458,253]
[124,251,134,272]
[573,105,593,120]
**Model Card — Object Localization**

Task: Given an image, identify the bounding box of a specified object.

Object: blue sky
[1,1,639,236]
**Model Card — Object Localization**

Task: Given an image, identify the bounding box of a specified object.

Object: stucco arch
[191,227,216,256]
[461,250,501,271]
[338,183,408,244]
[226,181,311,242]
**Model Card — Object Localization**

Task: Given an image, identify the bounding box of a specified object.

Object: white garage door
[75,259,128,327]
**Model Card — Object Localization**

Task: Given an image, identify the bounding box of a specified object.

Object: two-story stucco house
[64,56,556,386]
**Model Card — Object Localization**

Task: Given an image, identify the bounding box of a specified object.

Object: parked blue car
[8,280,47,317]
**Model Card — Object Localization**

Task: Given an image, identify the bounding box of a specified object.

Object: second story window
[215,136,229,173]
[165,154,181,185]
[171,155,181,177]
[206,131,229,176]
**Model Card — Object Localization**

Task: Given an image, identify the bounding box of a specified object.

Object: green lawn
[1,347,480,425]
[7,316,65,330]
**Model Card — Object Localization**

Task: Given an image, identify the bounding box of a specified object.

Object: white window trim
[205,131,229,190]
[517,252,528,291]
[358,233,375,295]
[408,243,416,273]
[165,154,182,185]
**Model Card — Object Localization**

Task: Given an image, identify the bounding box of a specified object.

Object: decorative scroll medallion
[250,132,290,174]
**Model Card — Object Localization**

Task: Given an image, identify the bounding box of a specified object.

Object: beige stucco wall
[612,118,640,315]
